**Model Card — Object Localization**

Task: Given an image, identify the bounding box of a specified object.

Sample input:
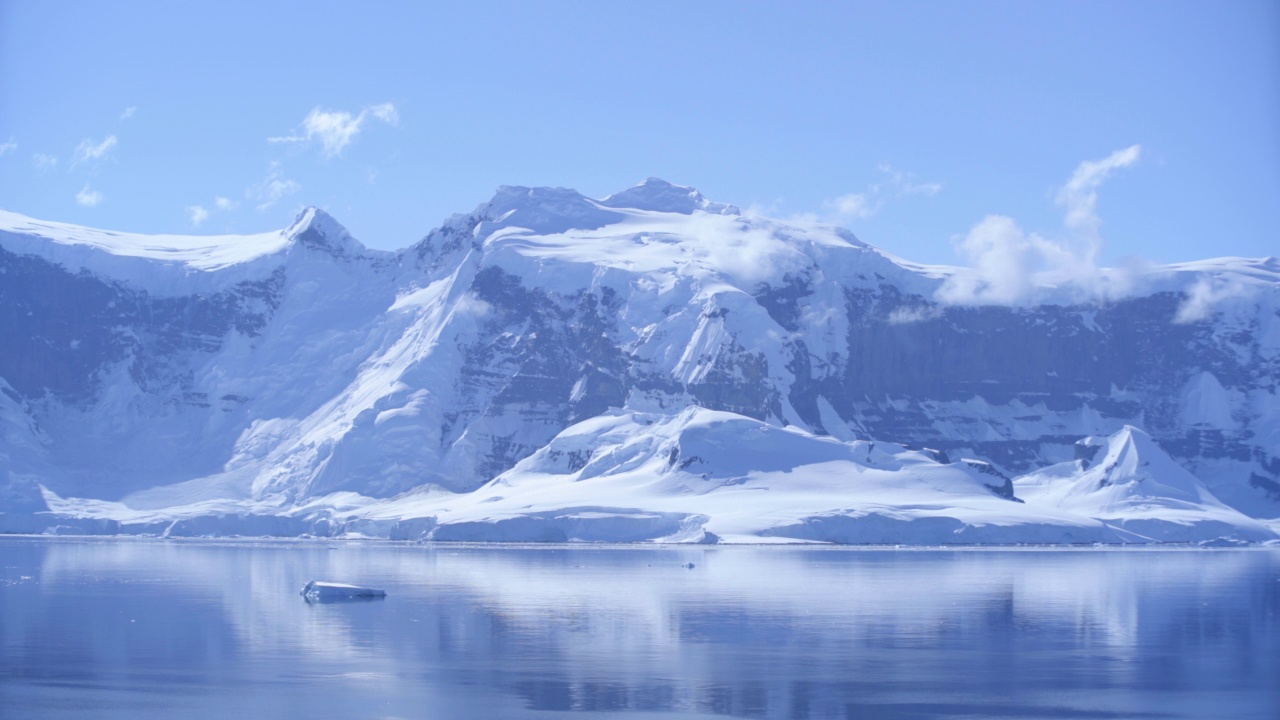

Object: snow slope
[340,412,1272,544]
[1,179,1278,542]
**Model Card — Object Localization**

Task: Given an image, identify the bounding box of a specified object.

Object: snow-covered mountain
[1,179,1277,543]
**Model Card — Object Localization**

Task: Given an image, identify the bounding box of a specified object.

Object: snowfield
[1,179,1278,544]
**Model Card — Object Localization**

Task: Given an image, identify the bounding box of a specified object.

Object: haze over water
[1,538,1277,719]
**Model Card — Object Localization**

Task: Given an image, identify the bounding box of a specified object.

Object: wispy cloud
[0,138,15,157]
[1174,277,1254,324]
[32,153,58,173]
[75,185,103,207]
[119,106,137,121]
[936,146,1142,306]
[367,102,398,125]
[248,162,301,210]
[268,102,399,158]
[823,164,942,222]
[70,135,118,169]
[826,192,877,219]
[185,196,239,226]
[878,163,942,197]
[1056,145,1141,257]
[888,305,942,325]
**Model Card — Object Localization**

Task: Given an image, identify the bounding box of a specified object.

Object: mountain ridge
[1,180,1277,542]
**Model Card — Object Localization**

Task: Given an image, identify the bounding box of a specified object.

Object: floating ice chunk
[300,580,386,603]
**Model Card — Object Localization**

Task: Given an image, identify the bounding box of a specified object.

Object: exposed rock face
[0,182,1276,540]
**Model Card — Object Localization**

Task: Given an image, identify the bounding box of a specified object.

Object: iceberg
[300,581,386,603]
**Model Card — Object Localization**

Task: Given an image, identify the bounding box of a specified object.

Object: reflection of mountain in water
[4,540,1277,718]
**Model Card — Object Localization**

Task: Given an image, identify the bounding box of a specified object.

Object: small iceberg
[300,580,387,603]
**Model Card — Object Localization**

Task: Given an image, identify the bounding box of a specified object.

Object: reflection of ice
[31,540,413,698]
[10,539,1278,718]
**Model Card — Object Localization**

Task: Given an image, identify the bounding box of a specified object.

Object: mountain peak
[477,186,623,235]
[459,180,738,239]
[286,206,343,237]
[600,178,738,216]
[285,206,370,258]
[1073,425,1211,504]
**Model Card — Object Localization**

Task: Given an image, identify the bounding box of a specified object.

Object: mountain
[1,179,1277,543]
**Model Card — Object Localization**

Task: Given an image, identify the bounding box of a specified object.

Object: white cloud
[71,135,118,168]
[32,153,58,173]
[367,102,399,126]
[1174,277,1253,324]
[120,106,137,121]
[75,185,103,207]
[1057,145,1140,242]
[937,146,1143,306]
[935,215,1038,305]
[0,138,15,157]
[453,293,493,320]
[300,109,361,156]
[186,195,238,226]
[878,163,942,196]
[741,198,786,220]
[269,102,399,158]
[826,192,878,219]
[823,164,941,222]
[904,180,942,196]
[888,305,942,324]
[248,163,301,210]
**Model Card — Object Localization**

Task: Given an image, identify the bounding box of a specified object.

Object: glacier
[0,179,1277,544]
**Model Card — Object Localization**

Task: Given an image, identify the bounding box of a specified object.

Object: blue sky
[1,1,1276,266]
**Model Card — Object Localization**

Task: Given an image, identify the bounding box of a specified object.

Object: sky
[0,1,1276,267]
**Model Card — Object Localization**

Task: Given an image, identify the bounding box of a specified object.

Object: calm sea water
[0,538,1277,719]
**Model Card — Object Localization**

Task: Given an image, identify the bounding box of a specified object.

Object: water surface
[1,539,1277,719]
